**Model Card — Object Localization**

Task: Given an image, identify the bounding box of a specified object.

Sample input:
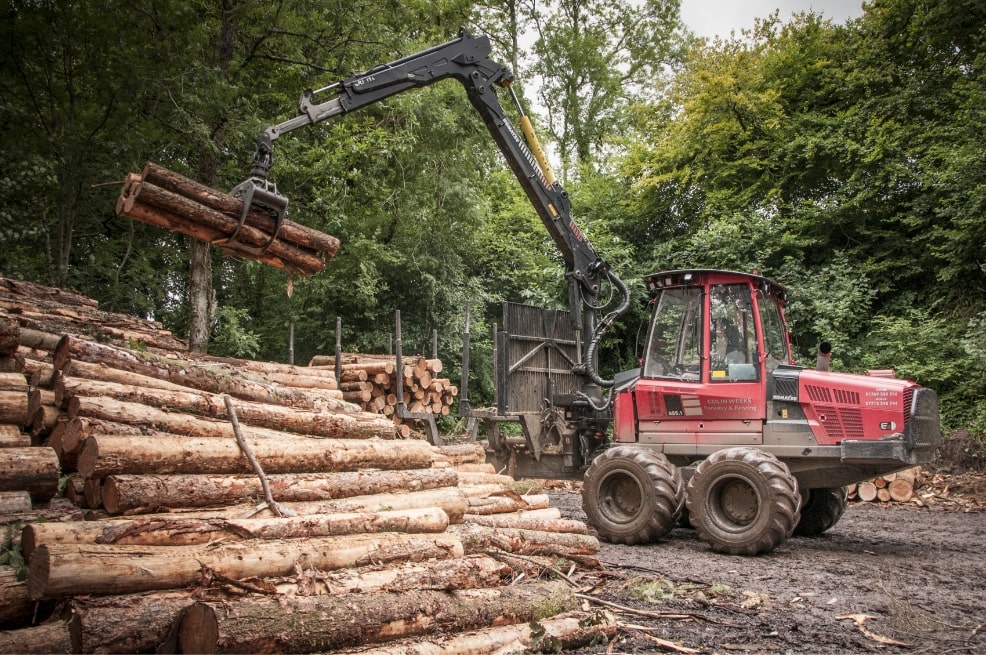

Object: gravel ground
[549,488,986,654]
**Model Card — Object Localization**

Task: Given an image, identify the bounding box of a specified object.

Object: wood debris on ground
[849,465,986,511]
[0,276,606,654]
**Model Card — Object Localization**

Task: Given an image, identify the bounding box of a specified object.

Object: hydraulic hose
[583,270,631,389]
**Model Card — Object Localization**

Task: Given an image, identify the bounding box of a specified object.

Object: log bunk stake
[0,276,605,654]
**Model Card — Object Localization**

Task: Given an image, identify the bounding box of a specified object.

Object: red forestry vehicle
[232,31,942,555]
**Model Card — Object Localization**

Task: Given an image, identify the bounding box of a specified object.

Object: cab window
[643,287,703,381]
[709,284,757,382]
[757,290,790,370]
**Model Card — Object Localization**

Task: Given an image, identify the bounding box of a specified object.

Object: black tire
[686,447,801,556]
[582,446,684,545]
[794,487,848,536]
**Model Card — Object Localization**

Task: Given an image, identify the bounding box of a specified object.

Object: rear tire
[582,447,684,545]
[686,447,800,555]
[794,487,848,536]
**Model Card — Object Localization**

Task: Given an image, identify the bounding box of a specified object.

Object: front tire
[794,487,848,536]
[582,447,684,545]
[686,448,800,555]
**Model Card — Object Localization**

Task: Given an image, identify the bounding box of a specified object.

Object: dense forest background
[1,0,983,442]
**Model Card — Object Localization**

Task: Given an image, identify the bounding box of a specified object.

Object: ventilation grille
[806,385,860,406]
[815,405,865,440]
[773,376,799,401]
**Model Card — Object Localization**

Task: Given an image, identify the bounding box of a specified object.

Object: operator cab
[613,270,793,448]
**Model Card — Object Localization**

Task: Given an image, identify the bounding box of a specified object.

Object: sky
[681,0,865,39]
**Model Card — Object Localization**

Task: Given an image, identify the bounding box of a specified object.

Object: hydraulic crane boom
[234,29,629,388]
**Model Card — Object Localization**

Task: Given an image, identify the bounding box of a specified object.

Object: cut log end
[179,603,220,655]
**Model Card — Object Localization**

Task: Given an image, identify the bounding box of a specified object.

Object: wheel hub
[717,478,758,525]
[600,473,643,524]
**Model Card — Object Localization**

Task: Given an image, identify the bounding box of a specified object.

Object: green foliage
[210,305,262,359]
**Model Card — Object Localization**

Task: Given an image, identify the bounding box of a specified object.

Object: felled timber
[0,425,30,448]
[0,447,59,502]
[22,508,448,558]
[28,532,464,599]
[58,378,395,440]
[449,523,600,566]
[77,433,436,478]
[0,567,34,629]
[99,468,459,514]
[336,610,618,655]
[116,163,340,277]
[177,580,576,654]
[63,591,197,655]
[0,620,73,654]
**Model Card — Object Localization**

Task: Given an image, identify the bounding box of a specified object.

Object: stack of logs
[310,354,458,422]
[849,467,922,504]
[116,162,340,277]
[0,278,609,654]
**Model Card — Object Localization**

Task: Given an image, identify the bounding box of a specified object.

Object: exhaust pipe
[816,341,832,372]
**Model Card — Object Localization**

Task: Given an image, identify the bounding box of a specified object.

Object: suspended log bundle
[116,162,340,277]
[0,276,603,654]
[309,352,458,423]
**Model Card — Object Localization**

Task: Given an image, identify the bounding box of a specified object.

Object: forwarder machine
[231,30,942,555]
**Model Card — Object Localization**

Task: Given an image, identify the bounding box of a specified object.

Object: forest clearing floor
[544,472,986,655]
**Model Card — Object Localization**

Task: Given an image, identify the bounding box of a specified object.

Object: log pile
[0,279,604,654]
[849,467,922,504]
[116,162,340,277]
[309,353,458,423]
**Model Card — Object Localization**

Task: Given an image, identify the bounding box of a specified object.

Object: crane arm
[235,29,628,385]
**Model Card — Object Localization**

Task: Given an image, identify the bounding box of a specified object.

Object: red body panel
[798,369,913,444]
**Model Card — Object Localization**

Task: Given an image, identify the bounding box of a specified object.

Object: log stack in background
[309,353,458,425]
[0,277,606,654]
[116,162,340,277]
[849,467,922,504]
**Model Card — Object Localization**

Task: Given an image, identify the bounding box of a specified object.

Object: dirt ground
[548,486,986,655]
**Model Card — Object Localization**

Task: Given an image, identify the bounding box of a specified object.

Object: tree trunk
[339,610,617,655]
[54,336,340,411]
[77,433,436,478]
[140,162,340,257]
[0,620,73,654]
[0,390,28,427]
[463,511,590,534]
[58,377,395,440]
[0,447,60,502]
[63,591,196,654]
[449,523,599,557]
[128,487,468,524]
[178,580,576,654]
[0,491,32,514]
[22,508,448,558]
[0,425,30,448]
[272,555,509,596]
[0,568,34,629]
[100,468,459,514]
[28,533,464,599]
[466,493,551,515]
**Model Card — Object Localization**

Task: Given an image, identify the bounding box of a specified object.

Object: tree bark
[337,610,616,655]
[28,533,464,599]
[22,508,449,558]
[0,491,32,513]
[466,493,551,515]
[77,433,436,478]
[0,620,73,654]
[273,554,509,596]
[58,377,394,440]
[140,162,340,257]
[63,591,196,654]
[463,511,590,534]
[129,487,468,524]
[100,468,459,514]
[0,425,30,448]
[178,580,575,654]
[0,390,28,427]
[0,447,60,502]
[54,336,341,411]
[0,567,34,629]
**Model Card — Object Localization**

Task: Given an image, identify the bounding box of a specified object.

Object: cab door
[634,278,766,449]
